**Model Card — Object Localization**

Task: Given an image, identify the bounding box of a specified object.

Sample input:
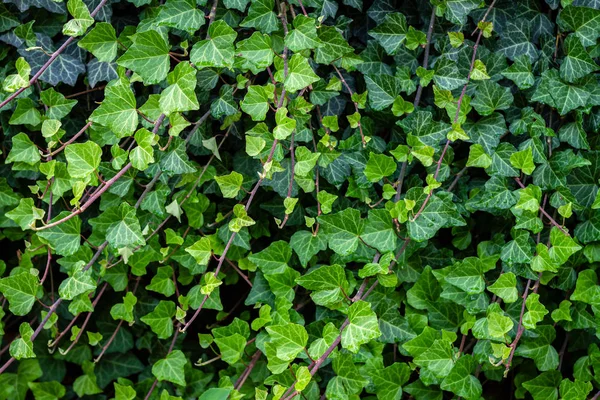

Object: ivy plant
[0,0,599,399]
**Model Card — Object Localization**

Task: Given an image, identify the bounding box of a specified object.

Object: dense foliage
[3,0,600,398]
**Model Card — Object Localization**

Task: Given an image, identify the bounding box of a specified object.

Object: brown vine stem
[143,323,182,400]
[41,122,93,158]
[0,0,110,110]
[279,130,295,229]
[514,177,569,236]
[281,253,389,400]
[331,64,366,147]
[50,282,108,350]
[412,5,437,108]
[180,139,280,332]
[58,282,109,355]
[206,0,219,36]
[394,6,436,203]
[65,85,106,99]
[94,278,141,363]
[35,163,133,231]
[36,114,166,231]
[411,0,496,224]
[234,350,262,390]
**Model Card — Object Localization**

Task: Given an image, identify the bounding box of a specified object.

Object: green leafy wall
[0,0,599,399]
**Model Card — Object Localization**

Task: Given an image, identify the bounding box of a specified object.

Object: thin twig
[413,6,437,108]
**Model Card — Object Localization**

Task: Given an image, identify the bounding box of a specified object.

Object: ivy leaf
[523,293,549,329]
[248,241,291,275]
[341,300,381,353]
[130,128,157,171]
[241,84,275,121]
[266,324,308,361]
[440,355,482,400]
[502,55,535,89]
[558,5,600,47]
[561,34,598,83]
[89,78,138,138]
[471,81,513,116]
[0,272,40,316]
[317,208,364,256]
[65,141,102,179]
[117,31,170,84]
[6,133,41,166]
[314,26,354,64]
[285,15,321,52]
[364,153,396,182]
[215,171,244,198]
[152,350,186,386]
[284,54,320,93]
[38,212,81,256]
[214,334,246,365]
[62,0,93,37]
[549,228,582,265]
[240,0,279,33]
[488,273,518,303]
[190,20,237,69]
[185,237,212,266]
[237,32,274,73]
[58,266,96,300]
[78,23,118,62]
[156,0,205,34]
[7,198,45,230]
[289,230,328,267]
[368,13,407,55]
[159,61,199,115]
[140,300,176,339]
[522,370,561,400]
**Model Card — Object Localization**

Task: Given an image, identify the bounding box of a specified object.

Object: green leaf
[159,61,199,115]
[248,241,291,275]
[9,323,35,360]
[266,324,308,361]
[549,228,582,265]
[89,78,138,137]
[0,271,39,316]
[65,141,102,179]
[440,355,482,400]
[488,273,518,303]
[522,370,561,400]
[368,13,407,55]
[561,34,598,83]
[240,0,279,33]
[79,23,118,62]
[364,153,396,182]
[314,26,354,64]
[140,300,176,339]
[317,208,364,256]
[117,31,170,84]
[190,20,237,69]
[285,15,321,52]
[471,80,513,116]
[58,266,96,300]
[240,84,275,121]
[62,0,93,37]
[7,198,44,230]
[152,350,186,386]
[341,300,381,353]
[156,0,205,34]
[284,54,320,93]
[215,171,244,198]
[6,133,40,166]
